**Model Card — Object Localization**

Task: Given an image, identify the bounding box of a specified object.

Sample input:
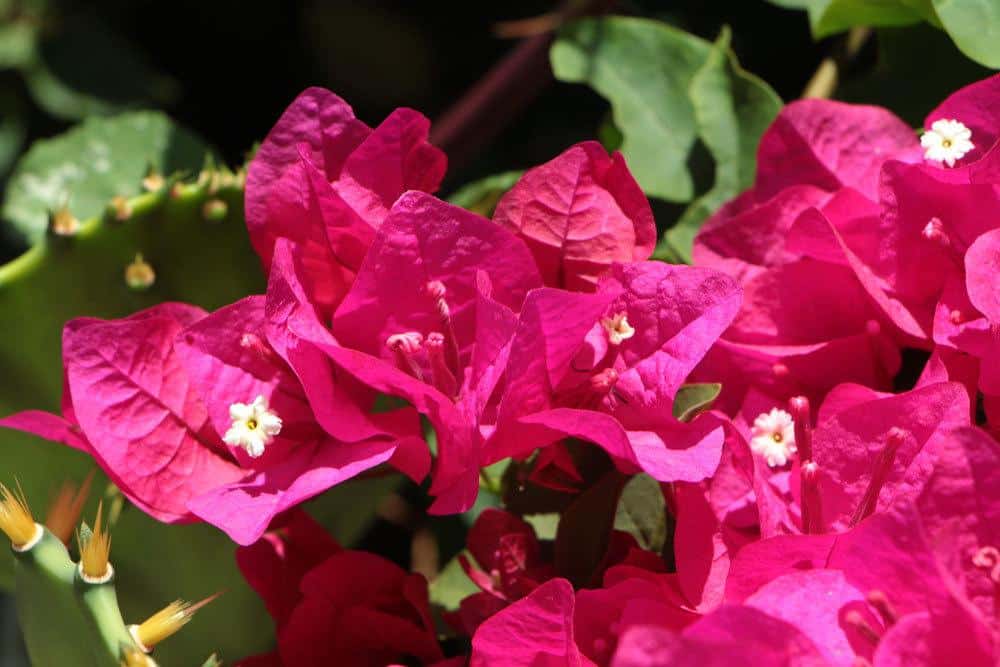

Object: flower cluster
[5,73,1000,664]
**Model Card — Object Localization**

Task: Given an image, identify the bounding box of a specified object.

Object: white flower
[750,408,796,467]
[602,313,635,345]
[223,395,282,458]
[921,119,974,167]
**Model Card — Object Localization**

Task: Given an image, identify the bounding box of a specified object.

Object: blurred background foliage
[0,0,994,664]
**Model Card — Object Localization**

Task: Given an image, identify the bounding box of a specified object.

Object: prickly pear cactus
[1,484,217,666]
[0,112,272,665]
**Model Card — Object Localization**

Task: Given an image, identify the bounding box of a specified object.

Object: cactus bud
[129,593,219,650]
[78,501,112,583]
[122,646,160,667]
[48,207,80,237]
[0,483,40,550]
[45,471,94,545]
[142,167,165,193]
[124,254,156,290]
[109,196,133,221]
[168,181,186,199]
[202,198,228,222]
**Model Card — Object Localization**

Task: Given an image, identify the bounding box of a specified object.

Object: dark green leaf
[305,474,403,548]
[554,470,626,587]
[673,383,722,422]
[765,0,1000,69]
[24,14,176,120]
[838,25,991,125]
[613,473,667,552]
[447,170,523,217]
[0,89,26,178]
[664,28,782,261]
[809,0,927,37]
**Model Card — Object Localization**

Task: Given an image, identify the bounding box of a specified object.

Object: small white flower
[602,313,635,346]
[921,119,974,167]
[750,408,796,467]
[223,395,282,458]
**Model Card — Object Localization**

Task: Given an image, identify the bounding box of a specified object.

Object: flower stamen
[866,590,898,627]
[386,332,426,382]
[750,408,796,467]
[921,119,974,167]
[425,332,458,398]
[602,313,635,346]
[973,545,1000,584]
[843,609,881,645]
[850,427,906,526]
[223,395,282,458]
[800,461,824,534]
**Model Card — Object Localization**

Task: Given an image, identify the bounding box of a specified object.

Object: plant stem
[801,26,872,99]
[430,0,617,170]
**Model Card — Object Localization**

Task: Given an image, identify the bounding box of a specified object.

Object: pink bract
[494,141,656,291]
[1,300,425,545]
[245,87,446,313]
[487,261,741,484]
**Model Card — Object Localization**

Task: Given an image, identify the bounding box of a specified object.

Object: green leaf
[305,474,403,548]
[524,513,559,540]
[447,170,523,217]
[551,17,780,260]
[554,470,626,587]
[3,111,213,245]
[551,17,709,202]
[0,18,36,69]
[613,473,667,552]
[764,0,935,36]
[597,113,624,152]
[24,14,177,121]
[429,552,479,612]
[838,25,992,125]
[664,28,782,261]
[932,0,1000,68]
[0,89,26,179]
[809,0,927,37]
[766,0,1000,69]
[672,383,722,422]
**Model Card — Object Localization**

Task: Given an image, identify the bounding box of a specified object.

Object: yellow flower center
[246,419,258,430]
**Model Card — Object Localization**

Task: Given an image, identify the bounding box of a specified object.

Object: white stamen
[223,395,282,458]
[386,331,424,355]
[750,408,796,467]
[602,313,635,346]
[973,545,1000,584]
[921,119,974,168]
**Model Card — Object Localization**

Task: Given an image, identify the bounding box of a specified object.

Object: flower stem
[801,27,872,99]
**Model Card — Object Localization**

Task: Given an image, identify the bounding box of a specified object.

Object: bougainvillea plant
[1,8,1000,667]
